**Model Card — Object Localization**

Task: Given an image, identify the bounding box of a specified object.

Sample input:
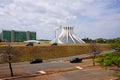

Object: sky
[0,0,120,40]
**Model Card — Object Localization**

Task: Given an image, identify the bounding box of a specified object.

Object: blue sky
[0,0,120,40]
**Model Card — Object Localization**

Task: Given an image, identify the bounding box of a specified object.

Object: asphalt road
[52,68,113,80]
[0,49,116,79]
[8,61,114,80]
[0,58,97,78]
[0,59,115,80]
[0,61,72,76]
[42,68,113,80]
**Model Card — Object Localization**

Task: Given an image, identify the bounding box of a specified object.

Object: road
[1,59,114,80]
[0,60,72,78]
[0,59,93,73]
[0,59,115,80]
[27,67,114,80]
[44,49,116,62]
[0,49,116,79]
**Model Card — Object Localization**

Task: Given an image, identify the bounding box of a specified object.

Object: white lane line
[37,70,46,74]
[75,66,83,70]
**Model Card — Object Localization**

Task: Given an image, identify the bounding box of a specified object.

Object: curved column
[50,26,85,44]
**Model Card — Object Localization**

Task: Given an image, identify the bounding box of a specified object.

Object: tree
[82,37,93,43]
[95,38,120,78]
[89,41,101,66]
[96,38,105,43]
[105,39,115,44]
[6,42,14,77]
[111,38,120,51]
[96,38,120,67]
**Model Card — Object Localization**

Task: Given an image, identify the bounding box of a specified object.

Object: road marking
[37,71,46,74]
[75,66,83,70]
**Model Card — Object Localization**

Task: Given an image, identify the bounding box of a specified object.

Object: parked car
[114,47,120,52]
[30,59,43,64]
[70,57,82,63]
[51,43,57,46]
[26,42,34,46]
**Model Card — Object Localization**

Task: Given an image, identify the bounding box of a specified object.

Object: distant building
[0,30,36,42]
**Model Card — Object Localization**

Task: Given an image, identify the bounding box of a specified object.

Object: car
[51,43,57,46]
[70,57,82,63]
[30,59,43,64]
[114,47,120,51]
[26,42,34,46]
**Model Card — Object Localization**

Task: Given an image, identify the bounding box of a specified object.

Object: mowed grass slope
[0,43,111,63]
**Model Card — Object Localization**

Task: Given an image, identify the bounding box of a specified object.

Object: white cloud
[0,0,120,39]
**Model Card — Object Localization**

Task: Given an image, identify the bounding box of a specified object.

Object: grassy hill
[0,42,111,63]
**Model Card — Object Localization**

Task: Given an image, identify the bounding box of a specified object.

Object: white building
[51,25,85,44]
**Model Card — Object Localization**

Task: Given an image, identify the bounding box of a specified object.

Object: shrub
[111,38,120,51]
[96,52,120,67]
[96,52,120,78]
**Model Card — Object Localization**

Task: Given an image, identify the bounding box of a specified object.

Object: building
[51,25,85,44]
[0,30,36,42]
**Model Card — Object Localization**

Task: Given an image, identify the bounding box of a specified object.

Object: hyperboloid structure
[51,26,85,44]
